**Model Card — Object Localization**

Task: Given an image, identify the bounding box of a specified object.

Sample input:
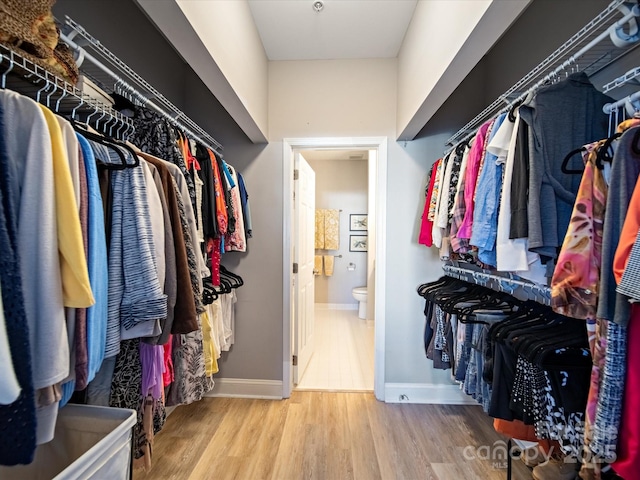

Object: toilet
[352,286,367,319]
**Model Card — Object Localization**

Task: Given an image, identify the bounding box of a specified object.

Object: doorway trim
[282,136,387,400]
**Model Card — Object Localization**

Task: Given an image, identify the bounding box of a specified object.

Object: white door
[293,153,316,384]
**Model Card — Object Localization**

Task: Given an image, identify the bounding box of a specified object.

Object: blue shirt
[77,134,109,382]
[470,113,507,267]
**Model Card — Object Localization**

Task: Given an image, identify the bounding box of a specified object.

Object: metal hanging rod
[444,0,640,151]
[603,87,640,113]
[60,16,224,154]
[442,262,551,306]
[0,44,134,139]
[602,65,640,92]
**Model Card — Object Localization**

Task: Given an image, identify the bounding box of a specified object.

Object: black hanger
[113,140,141,168]
[73,120,128,169]
[595,132,622,169]
[73,119,140,168]
[220,265,244,288]
[508,99,524,122]
[560,146,587,174]
[202,285,218,305]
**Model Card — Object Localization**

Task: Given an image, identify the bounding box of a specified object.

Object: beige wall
[269,58,454,385]
[136,0,269,142]
[176,0,269,138]
[269,59,397,138]
[308,158,368,305]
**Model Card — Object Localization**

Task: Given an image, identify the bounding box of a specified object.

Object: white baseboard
[204,378,283,399]
[384,383,477,405]
[315,303,358,310]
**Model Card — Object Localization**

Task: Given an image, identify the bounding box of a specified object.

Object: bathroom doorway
[297,148,373,391]
[282,137,387,399]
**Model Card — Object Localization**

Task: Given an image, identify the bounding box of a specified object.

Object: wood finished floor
[134,391,533,480]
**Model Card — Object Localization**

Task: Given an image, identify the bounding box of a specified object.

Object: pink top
[456,121,492,239]
[419,159,441,247]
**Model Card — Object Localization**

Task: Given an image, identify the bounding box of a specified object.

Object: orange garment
[493,418,539,442]
[493,419,553,452]
[178,134,200,171]
[613,173,640,283]
[208,148,228,235]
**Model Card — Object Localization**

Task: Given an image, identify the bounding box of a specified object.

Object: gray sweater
[597,127,640,326]
[519,72,613,263]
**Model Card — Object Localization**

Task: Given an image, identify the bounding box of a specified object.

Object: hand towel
[315,209,325,249]
[324,255,334,276]
[314,255,323,276]
[324,209,340,250]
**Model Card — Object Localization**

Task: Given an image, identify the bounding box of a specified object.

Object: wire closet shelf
[60,16,224,155]
[442,262,552,306]
[0,44,134,138]
[444,0,640,151]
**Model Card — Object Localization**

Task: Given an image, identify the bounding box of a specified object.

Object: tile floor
[295,305,375,391]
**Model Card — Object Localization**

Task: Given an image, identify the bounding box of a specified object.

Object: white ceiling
[247,0,418,61]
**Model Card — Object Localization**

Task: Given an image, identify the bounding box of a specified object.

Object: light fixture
[312,1,324,13]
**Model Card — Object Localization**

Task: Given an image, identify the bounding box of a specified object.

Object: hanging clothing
[0,99,36,465]
[597,126,640,327]
[140,153,199,335]
[145,161,177,346]
[419,159,440,247]
[119,158,165,342]
[158,157,209,288]
[237,172,252,239]
[457,120,493,239]
[615,171,640,301]
[132,106,197,215]
[509,114,531,239]
[105,151,167,358]
[494,110,546,283]
[551,141,607,321]
[431,151,453,248]
[470,113,507,267]
[612,305,640,478]
[0,286,19,405]
[224,164,247,252]
[76,134,108,384]
[519,72,613,262]
[210,149,228,237]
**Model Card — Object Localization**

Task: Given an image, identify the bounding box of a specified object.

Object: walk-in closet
[2,1,640,479]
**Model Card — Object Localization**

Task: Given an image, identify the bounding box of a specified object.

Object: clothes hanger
[560,146,587,174]
[417,275,458,297]
[220,265,244,288]
[74,123,127,170]
[73,118,140,168]
[595,131,622,169]
[507,99,524,122]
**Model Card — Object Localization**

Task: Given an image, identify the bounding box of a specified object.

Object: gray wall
[308,158,368,305]
[52,0,278,381]
[50,0,637,387]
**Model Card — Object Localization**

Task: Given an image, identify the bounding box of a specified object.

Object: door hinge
[293,263,299,274]
[292,355,298,366]
[294,169,299,180]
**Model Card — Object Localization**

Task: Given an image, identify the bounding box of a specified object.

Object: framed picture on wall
[349,235,368,252]
[350,214,368,231]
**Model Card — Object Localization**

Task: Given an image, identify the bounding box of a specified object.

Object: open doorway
[296,149,373,391]
[282,137,388,400]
